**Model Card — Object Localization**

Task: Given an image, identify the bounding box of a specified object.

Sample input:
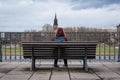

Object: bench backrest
[22,41,97,59]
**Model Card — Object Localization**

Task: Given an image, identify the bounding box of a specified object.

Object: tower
[53,13,58,30]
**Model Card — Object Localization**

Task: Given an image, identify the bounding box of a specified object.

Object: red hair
[56,28,65,37]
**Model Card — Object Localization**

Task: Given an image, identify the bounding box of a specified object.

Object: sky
[0,0,120,32]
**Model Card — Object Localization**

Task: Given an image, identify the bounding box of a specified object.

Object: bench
[22,41,97,71]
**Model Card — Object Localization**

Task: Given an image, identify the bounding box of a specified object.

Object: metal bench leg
[83,58,85,69]
[31,58,36,71]
[83,47,88,71]
[83,58,88,71]
[31,47,36,71]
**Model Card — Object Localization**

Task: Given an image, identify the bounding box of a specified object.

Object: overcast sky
[0,0,120,32]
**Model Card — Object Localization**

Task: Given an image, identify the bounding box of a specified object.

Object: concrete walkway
[0,61,120,80]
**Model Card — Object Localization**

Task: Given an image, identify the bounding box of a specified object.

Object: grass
[1,44,119,56]
[96,44,118,55]
[2,48,23,56]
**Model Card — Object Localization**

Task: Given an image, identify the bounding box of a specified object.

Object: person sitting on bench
[52,27,68,67]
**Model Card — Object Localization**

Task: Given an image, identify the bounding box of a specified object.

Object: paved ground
[0,61,120,80]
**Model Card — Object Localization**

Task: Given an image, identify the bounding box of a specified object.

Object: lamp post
[117,24,120,62]
[0,32,2,62]
[118,38,120,62]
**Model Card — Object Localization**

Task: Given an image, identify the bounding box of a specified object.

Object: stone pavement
[0,61,120,80]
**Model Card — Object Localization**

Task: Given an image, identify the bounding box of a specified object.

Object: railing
[0,32,120,61]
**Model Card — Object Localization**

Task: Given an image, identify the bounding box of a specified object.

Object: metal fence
[0,32,120,62]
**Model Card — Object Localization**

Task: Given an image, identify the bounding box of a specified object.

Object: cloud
[71,0,120,10]
[0,0,120,31]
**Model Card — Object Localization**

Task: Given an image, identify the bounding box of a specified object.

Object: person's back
[54,36,65,42]
[52,28,68,67]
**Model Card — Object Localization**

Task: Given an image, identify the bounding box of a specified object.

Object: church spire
[53,13,58,30]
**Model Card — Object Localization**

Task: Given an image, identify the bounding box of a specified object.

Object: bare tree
[42,24,53,32]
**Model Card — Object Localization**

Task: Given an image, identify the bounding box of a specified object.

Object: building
[117,24,120,32]
[53,14,58,30]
